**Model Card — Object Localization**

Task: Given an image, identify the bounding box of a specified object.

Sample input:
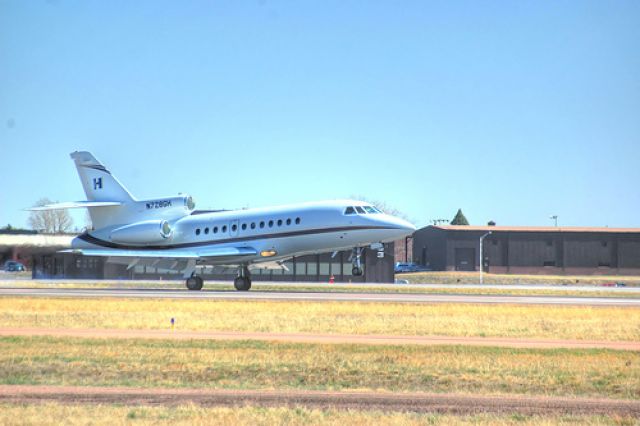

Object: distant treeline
[0,225,38,235]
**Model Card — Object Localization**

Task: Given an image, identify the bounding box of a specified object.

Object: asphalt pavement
[0,287,638,306]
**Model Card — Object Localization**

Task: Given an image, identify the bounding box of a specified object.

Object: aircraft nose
[384,215,416,234]
[400,218,417,232]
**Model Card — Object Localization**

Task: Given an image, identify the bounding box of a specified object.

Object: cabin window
[355,206,366,214]
[195,228,201,236]
[204,227,209,234]
[260,221,265,229]
[241,223,247,230]
[344,207,356,215]
[222,225,227,232]
[232,224,237,232]
[295,217,301,224]
[251,222,256,229]
[277,219,283,226]
[213,227,218,234]
[286,218,291,225]
[268,220,274,228]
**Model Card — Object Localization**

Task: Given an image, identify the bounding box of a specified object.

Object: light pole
[550,215,558,227]
[479,231,492,284]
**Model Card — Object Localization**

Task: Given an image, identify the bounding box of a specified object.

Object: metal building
[413,225,640,275]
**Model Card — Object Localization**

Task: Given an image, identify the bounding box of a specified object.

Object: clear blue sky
[1,1,639,230]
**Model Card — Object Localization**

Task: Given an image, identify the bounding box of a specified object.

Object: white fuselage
[72,200,415,265]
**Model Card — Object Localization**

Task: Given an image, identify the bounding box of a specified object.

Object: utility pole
[479,231,492,284]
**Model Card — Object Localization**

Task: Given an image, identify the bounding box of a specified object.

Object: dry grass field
[0,297,638,341]
[1,336,638,399]
[2,291,638,423]
[401,271,640,286]
[1,402,636,426]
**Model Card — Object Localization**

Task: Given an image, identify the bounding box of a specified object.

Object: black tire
[352,266,363,276]
[186,276,203,291]
[234,276,251,291]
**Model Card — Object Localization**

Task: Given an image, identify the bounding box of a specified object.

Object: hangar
[0,232,73,271]
[413,225,640,275]
[0,231,395,283]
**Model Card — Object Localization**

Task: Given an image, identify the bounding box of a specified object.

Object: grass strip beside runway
[0,402,636,425]
[1,336,638,399]
[0,297,638,341]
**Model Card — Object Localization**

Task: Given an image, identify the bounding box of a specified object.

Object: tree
[28,198,73,234]
[350,195,410,221]
[450,209,469,225]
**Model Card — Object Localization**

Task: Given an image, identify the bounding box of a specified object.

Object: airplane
[30,151,416,291]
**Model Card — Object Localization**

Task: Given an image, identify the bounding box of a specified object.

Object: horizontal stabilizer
[27,201,123,211]
[59,246,257,259]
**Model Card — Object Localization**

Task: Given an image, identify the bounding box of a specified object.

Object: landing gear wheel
[234,276,251,291]
[186,275,203,291]
[352,266,363,276]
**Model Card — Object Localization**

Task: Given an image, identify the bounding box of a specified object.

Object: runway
[1,287,639,306]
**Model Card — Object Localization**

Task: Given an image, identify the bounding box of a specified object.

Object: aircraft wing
[60,246,258,259]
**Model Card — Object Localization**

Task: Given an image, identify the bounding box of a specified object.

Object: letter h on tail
[93,177,103,190]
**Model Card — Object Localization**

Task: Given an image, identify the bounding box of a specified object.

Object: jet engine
[110,220,173,245]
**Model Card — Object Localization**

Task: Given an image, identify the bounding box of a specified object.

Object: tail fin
[70,151,135,202]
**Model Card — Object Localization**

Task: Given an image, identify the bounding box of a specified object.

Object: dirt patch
[0,327,638,350]
[1,385,638,416]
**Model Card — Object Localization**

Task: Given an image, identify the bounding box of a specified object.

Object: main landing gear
[184,266,252,291]
[234,265,252,291]
[351,247,364,276]
[185,275,203,291]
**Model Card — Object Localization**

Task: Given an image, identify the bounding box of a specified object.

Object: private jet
[30,151,416,291]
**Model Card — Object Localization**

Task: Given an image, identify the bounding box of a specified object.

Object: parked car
[3,261,26,272]
[394,262,430,273]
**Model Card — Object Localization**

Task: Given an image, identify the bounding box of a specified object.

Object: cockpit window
[355,206,366,214]
[344,206,356,215]
[363,206,376,214]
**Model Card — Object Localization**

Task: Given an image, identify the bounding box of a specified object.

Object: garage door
[455,248,475,271]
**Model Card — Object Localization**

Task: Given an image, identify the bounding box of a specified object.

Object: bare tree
[350,195,410,221]
[84,209,93,231]
[28,198,73,234]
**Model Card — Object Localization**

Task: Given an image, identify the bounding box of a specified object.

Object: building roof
[0,233,74,248]
[430,225,640,234]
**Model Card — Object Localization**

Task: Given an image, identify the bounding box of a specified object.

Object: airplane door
[230,219,239,237]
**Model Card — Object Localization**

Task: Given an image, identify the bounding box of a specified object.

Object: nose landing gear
[351,247,364,276]
[234,265,252,291]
